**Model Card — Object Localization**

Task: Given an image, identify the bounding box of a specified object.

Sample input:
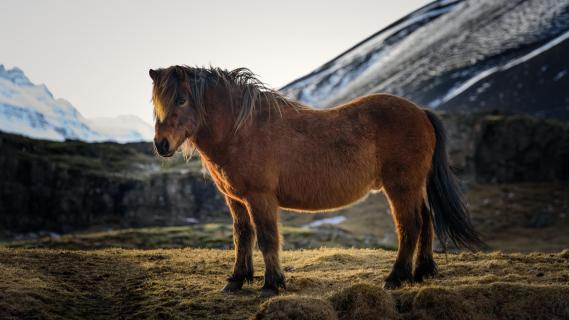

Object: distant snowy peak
[281,0,569,120]
[88,115,154,143]
[0,64,100,142]
[0,64,33,86]
[0,64,152,142]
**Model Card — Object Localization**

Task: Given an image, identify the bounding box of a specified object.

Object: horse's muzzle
[155,138,173,157]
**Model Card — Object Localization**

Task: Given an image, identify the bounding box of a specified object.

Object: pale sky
[0,0,429,124]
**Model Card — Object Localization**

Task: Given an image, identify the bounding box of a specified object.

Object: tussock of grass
[255,296,336,320]
[0,248,568,319]
[410,287,474,320]
[330,283,398,320]
[398,283,569,320]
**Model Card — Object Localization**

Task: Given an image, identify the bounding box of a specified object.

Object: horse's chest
[205,162,249,200]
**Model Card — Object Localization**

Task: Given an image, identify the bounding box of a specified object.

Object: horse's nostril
[161,139,169,153]
[155,138,170,155]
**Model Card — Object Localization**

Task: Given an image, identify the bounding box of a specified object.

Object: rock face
[441,112,569,183]
[120,172,225,227]
[474,115,569,182]
[0,133,227,235]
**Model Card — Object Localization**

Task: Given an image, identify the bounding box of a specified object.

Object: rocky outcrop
[120,172,226,227]
[0,133,227,235]
[441,112,569,183]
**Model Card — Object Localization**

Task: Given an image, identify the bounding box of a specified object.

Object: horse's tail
[424,110,486,251]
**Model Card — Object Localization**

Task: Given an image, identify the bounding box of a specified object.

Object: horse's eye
[177,97,186,106]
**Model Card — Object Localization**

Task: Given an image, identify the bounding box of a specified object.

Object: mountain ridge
[0,64,153,142]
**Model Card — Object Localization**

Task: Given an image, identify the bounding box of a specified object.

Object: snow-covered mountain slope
[0,65,153,142]
[281,0,569,120]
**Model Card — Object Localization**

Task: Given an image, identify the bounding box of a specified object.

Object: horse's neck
[193,91,298,165]
[194,120,228,157]
[192,100,237,166]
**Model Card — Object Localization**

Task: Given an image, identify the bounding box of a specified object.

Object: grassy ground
[4,224,391,251]
[1,247,568,319]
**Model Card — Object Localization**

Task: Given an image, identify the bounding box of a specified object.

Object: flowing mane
[152,66,303,131]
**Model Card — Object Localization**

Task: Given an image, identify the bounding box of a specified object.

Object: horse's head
[149,66,203,157]
[149,65,297,158]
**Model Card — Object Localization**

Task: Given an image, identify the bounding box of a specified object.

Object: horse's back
[342,93,430,126]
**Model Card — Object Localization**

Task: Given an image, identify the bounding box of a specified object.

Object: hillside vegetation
[1,247,568,319]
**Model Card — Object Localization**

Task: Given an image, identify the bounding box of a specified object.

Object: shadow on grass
[0,249,151,319]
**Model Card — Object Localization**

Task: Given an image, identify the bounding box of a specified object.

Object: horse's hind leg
[414,202,437,282]
[383,186,423,289]
[222,197,255,292]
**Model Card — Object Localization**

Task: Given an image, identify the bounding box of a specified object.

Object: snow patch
[554,70,567,81]
[304,216,347,228]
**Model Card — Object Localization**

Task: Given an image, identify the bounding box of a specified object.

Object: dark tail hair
[424,110,486,251]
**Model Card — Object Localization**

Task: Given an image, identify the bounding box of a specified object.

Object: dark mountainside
[1,113,567,237]
[0,134,227,237]
[281,0,569,120]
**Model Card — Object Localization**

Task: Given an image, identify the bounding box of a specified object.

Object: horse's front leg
[222,196,255,292]
[246,193,285,297]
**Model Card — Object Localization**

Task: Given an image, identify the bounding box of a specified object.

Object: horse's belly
[277,174,376,212]
[274,131,379,212]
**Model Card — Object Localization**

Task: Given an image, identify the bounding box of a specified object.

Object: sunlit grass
[0,248,568,319]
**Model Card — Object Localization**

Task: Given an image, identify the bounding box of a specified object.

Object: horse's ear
[149,69,159,81]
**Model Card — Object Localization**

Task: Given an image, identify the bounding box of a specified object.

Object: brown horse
[148,66,483,296]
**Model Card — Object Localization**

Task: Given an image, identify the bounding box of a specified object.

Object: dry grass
[255,296,337,320]
[1,248,568,319]
[330,283,398,320]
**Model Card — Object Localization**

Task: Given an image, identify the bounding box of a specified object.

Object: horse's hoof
[414,260,438,282]
[221,280,243,293]
[383,279,402,290]
[259,287,279,297]
[414,270,437,283]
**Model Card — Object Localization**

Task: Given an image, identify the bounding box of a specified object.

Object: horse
[148,65,484,296]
